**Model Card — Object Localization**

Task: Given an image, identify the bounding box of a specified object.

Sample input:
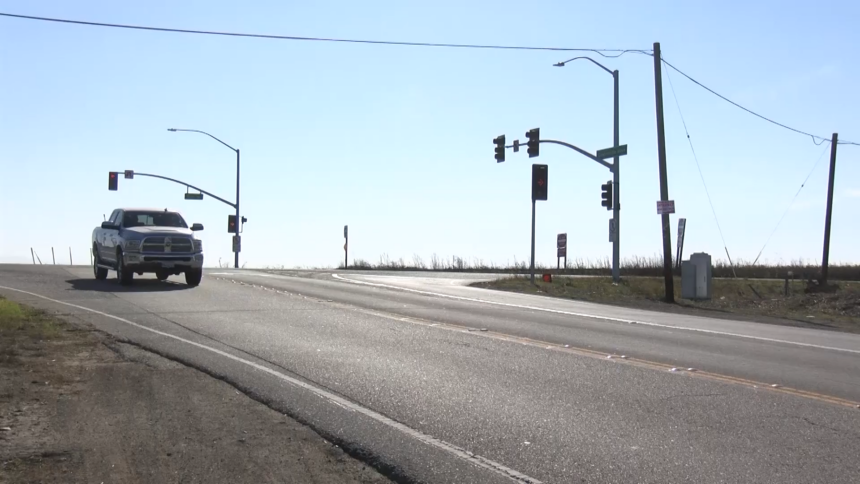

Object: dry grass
[337,254,860,281]
[472,276,860,333]
[0,297,64,341]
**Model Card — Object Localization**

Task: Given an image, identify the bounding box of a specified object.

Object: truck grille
[141,236,194,254]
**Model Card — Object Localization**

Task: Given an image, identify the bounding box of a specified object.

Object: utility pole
[821,133,838,285]
[235,148,241,269]
[653,42,675,303]
[612,69,621,283]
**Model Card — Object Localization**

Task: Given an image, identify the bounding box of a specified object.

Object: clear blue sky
[1,0,858,268]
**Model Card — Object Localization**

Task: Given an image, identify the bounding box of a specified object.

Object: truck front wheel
[116,250,134,286]
[93,246,108,280]
[185,269,202,287]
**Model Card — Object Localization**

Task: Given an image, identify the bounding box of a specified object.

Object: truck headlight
[125,240,141,251]
[193,239,203,252]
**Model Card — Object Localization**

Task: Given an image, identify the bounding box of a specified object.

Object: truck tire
[93,246,108,280]
[116,249,133,286]
[156,271,170,281]
[185,269,202,287]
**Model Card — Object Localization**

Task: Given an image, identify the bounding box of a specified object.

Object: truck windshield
[123,211,188,228]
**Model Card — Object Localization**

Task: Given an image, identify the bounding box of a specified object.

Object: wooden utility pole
[821,133,838,285]
[653,42,675,303]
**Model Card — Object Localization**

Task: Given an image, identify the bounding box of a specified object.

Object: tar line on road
[323,274,860,409]
[330,274,860,356]
[0,284,543,484]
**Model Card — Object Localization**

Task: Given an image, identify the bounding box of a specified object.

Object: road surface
[1,265,858,483]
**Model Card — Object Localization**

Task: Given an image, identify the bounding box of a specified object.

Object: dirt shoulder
[472,276,860,334]
[0,297,391,484]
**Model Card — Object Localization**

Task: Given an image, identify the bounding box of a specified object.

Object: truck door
[101,210,121,262]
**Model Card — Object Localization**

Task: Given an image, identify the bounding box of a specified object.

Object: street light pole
[168,128,241,269]
[235,148,240,269]
[612,69,620,283]
[554,57,621,283]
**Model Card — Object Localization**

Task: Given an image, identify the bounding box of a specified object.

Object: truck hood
[121,226,195,238]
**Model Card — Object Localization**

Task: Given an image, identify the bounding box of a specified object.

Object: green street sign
[596,144,628,160]
[184,193,204,200]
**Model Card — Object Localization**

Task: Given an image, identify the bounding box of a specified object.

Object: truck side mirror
[191,223,204,231]
[101,221,119,230]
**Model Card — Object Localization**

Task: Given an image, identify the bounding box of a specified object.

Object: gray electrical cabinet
[681,252,712,300]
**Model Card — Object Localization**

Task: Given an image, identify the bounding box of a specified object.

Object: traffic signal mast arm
[127,172,237,208]
[501,139,614,171]
[536,139,614,171]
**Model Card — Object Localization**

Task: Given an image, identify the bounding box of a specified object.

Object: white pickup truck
[92,208,205,286]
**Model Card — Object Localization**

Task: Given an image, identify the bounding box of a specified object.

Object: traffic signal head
[532,164,548,201]
[526,128,540,158]
[108,172,118,191]
[601,181,613,210]
[228,214,237,233]
[494,135,506,163]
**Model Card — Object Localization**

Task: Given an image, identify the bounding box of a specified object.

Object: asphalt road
[2,264,859,483]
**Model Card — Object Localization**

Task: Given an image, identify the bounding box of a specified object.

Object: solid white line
[0,285,541,484]
[330,274,860,356]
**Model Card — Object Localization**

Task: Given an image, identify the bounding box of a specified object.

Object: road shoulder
[0,296,390,484]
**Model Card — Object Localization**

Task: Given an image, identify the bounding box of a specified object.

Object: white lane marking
[330,274,860,356]
[0,285,540,484]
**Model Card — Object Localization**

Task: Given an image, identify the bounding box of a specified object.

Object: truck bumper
[123,252,204,272]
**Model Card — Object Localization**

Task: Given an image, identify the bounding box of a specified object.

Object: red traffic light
[108,171,118,191]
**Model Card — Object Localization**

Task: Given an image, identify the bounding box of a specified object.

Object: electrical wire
[0,12,646,55]
[665,62,738,276]
[751,142,831,265]
[661,57,859,147]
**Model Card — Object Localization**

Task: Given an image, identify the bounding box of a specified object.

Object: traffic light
[526,128,540,158]
[228,214,237,233]
[108,171,118,191]
[601,181,613,210]
[494,135,506,163]
[532,164,548,201]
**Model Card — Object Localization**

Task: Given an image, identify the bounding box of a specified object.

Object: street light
[554,57,621,283]
[168,128,242,269]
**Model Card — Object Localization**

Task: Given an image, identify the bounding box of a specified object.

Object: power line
[0,12,646,56]
[661,57,859,147]
[751,142,831,265]
[665,61,738,275]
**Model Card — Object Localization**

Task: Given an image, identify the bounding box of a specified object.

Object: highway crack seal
[211,276,860,410]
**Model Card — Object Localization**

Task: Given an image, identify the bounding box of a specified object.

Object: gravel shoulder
[0,296,391,484]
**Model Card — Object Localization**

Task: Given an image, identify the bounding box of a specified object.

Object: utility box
[681,261,697,299]
[681,252,713,300]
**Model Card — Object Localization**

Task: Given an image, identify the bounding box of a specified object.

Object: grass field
[336,253,860,281]
[471,276,860,333]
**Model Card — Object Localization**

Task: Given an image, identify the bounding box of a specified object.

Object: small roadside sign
[232,235,241,253]
[656,200,676,215]
[557,247,566,258]
[596,145,628,160]
[124,170,134,179]
[557,233,567,249]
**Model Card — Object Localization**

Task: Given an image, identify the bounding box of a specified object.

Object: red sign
[656,200,676,215]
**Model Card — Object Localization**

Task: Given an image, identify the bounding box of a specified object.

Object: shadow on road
[66,278,192,293]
